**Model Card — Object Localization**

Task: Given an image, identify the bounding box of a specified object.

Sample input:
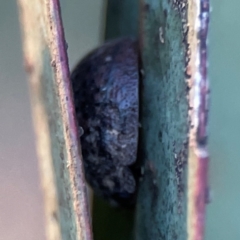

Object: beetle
[71,38,139,207]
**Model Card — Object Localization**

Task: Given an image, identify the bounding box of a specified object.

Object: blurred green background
[0,0,239,239]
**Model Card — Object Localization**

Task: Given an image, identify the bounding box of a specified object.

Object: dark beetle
[71,38,139,207]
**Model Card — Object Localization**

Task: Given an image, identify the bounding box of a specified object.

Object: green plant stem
[17,1,92,239]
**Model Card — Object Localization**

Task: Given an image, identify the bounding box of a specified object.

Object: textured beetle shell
[71,38,139,206]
